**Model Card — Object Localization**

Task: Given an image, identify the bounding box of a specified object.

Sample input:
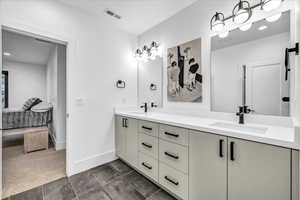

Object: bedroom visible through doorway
[1,29,67,198]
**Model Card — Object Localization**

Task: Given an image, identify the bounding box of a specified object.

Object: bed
[2,98,53,130]
[2,109,52,130]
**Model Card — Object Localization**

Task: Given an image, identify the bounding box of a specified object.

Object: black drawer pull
[142,162,152,170]
[142,126,152,131]
[230,141,235,161]
[164,132,179,138]
[164,152,179,159]
[164,176,179,186]
[219,139,224,158]
[142,142,152,149]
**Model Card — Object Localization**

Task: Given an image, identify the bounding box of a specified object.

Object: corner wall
[0,0,138,176]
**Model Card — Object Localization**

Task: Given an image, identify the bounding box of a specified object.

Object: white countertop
[115,109,300,150]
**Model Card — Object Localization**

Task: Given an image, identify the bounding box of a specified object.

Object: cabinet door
[115,116,126,159]
[125,118,138,167]
[189,130,227,200]
[228,138,291,200]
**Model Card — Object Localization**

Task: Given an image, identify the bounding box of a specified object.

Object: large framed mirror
[211,10,292,116]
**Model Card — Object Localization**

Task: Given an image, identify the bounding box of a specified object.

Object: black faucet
[140,103,148,113]
[151,102,158,108]
[236,106,251,124]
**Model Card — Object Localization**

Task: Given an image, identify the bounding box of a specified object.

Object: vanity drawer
[139,120,159,137]
[159,162,188,200]
[138,152,158,182]
[159,124,189,146]
[139,133,158,159]
[159,139,188,173]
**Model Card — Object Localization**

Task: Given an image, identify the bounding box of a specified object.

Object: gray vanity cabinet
[189,130,227,200]
[227,138,291,200]
[115,116,138,167]
[115,116,126,159]
[189,131,291,200]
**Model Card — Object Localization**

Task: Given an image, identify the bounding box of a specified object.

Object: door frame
[0,20,76,196]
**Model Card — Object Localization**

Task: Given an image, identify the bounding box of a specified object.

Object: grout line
[42,184,45,200]
[145,189,162,199]
[68,177,80,200]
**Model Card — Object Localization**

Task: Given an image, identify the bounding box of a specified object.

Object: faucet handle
[151,102,158,108]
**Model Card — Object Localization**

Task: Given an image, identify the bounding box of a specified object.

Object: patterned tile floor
[3,159,176,200]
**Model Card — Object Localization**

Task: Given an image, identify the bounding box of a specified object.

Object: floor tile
[10,187,43,200]
[103,175,145,200]
[126,172,160,198]
[77,187,111,200]
[146,190,176,200]
[109,159,133,175]
[90,164,120,186]
[43,178,76,200]
[69,171,101,195]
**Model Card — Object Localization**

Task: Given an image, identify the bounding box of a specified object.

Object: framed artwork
[167,38,202,102]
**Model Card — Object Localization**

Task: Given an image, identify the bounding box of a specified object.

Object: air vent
[105,9,122,20]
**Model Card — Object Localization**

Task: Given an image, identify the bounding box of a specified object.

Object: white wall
[138,0,296,115]
[46,44,67,150]
[0,0,138,175]
[211,33,290,113]
[56,44,67,150]
[3,61,47,110]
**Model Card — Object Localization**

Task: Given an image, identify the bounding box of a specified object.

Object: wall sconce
[134,41,161,63]
[210,0,283,36]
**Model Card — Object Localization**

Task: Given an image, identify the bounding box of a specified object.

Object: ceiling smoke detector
[105,9,122,20]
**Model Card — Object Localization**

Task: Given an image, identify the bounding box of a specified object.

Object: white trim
[49,133,66,151]
[55,140,66,151]
[69,150,117,176]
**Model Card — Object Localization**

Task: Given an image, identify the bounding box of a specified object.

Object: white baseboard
[69,150,117,176]
[55,140,66,150]
[49,134,66,150]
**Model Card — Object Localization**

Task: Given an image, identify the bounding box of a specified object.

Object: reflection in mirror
[211,11,291,116]
[138,57,163,107]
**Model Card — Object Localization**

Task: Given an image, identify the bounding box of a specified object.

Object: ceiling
[57,0,200,34]
[3,30,56,66]
[212,11,290,51]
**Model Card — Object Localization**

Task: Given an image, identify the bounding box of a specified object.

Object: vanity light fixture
[134,49,143,61]
[261,0,282,12]
[219,31,229,38]
[134,41,161,62]
[210,0,284,32]
[233,0,252,24]
[258,25,268,30]
[210,12,225,32]
[3,52,11,57]
[239,23,252,31]
[266,12,282,22]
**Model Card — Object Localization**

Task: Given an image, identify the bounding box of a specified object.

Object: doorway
[245,59,290,116]
[1,28,68,198]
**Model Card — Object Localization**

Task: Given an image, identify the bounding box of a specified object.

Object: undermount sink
[210,122,268,134]
[128,111,146,115]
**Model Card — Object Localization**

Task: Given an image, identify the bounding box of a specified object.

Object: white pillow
[31,102,53,112]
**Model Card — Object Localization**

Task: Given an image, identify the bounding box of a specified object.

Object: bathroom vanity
[115,110,299,200]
